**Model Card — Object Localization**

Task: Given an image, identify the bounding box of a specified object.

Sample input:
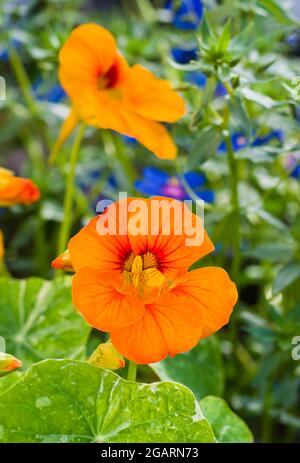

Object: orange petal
[111,291,203,364]
[173,267,238,338]
[72,268,145,332]
[121,112,178,160]
[68,209,132,272]
[92,96,178,159]
[127,197,214,279]
[124,64,186,122]
[59,23,117,101]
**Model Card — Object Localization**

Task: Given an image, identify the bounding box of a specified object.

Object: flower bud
[51,249,74,272]
[0,352,22,377]
[87,340,125,370]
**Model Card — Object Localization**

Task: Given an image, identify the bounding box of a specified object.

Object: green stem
[134,0,156,23]
[192,76,217,127]
[127,360,137,382]
[57,123,85,255]
[9,44,51,156]
[8,46,39,117]
[178,173,213,211]
[102,131,137,194]
[224,131,241,281]
[201,76,217,108]
[223,80,234,97]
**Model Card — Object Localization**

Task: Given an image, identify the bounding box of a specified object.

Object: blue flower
[285,153,300,179]
[184,71,227,96]
[218,133,248,153]
[171,46,198,64]
[121,134,138,145]
[252,130,284,146]
[32,80,66,103]
[135,166,214,202]
[164,0,203,30]
[291,164,300,179]
[218,130,284,153]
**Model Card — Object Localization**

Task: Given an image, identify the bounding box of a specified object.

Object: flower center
[122,252,167,299]
[97,62,119,90]
[162,176,186,199]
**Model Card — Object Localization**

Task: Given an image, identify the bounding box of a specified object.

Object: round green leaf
[200,396,253,443]
[151,336,224,400]
[0,277,90,368]
[0,359,215,443]
[0,371,22,395]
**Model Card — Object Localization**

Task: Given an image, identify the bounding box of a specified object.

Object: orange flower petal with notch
[172,267,238,338]
[110,291,203,364]
[59,23,117,101]
[124,64,186,122]
[68,211,132,273]
[72,267,145,332]
[56,23,185,159]
[110,266,237,364]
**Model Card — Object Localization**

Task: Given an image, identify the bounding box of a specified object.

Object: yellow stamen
[122,252,169,299]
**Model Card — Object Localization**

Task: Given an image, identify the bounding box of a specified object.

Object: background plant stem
[224,131,241,281]
[57,123,85,256]
[8,45,51,152]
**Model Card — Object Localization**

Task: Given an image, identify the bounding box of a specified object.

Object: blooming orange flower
[54,197,237,364]
[0,167,40,207]
[54,23,185,160]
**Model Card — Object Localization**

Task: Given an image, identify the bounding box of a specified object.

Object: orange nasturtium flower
[53,23,185,160]
[53,197,237,364]
[0,167,40,207]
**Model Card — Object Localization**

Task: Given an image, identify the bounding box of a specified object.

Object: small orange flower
[0,167,40,207]
[54,23,185,160]
[55,197,238,364]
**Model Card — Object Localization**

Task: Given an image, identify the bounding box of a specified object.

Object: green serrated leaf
[0,359,216,443]
[0,277,90,368]
[200,396,253,443]
[151,337,224,400]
